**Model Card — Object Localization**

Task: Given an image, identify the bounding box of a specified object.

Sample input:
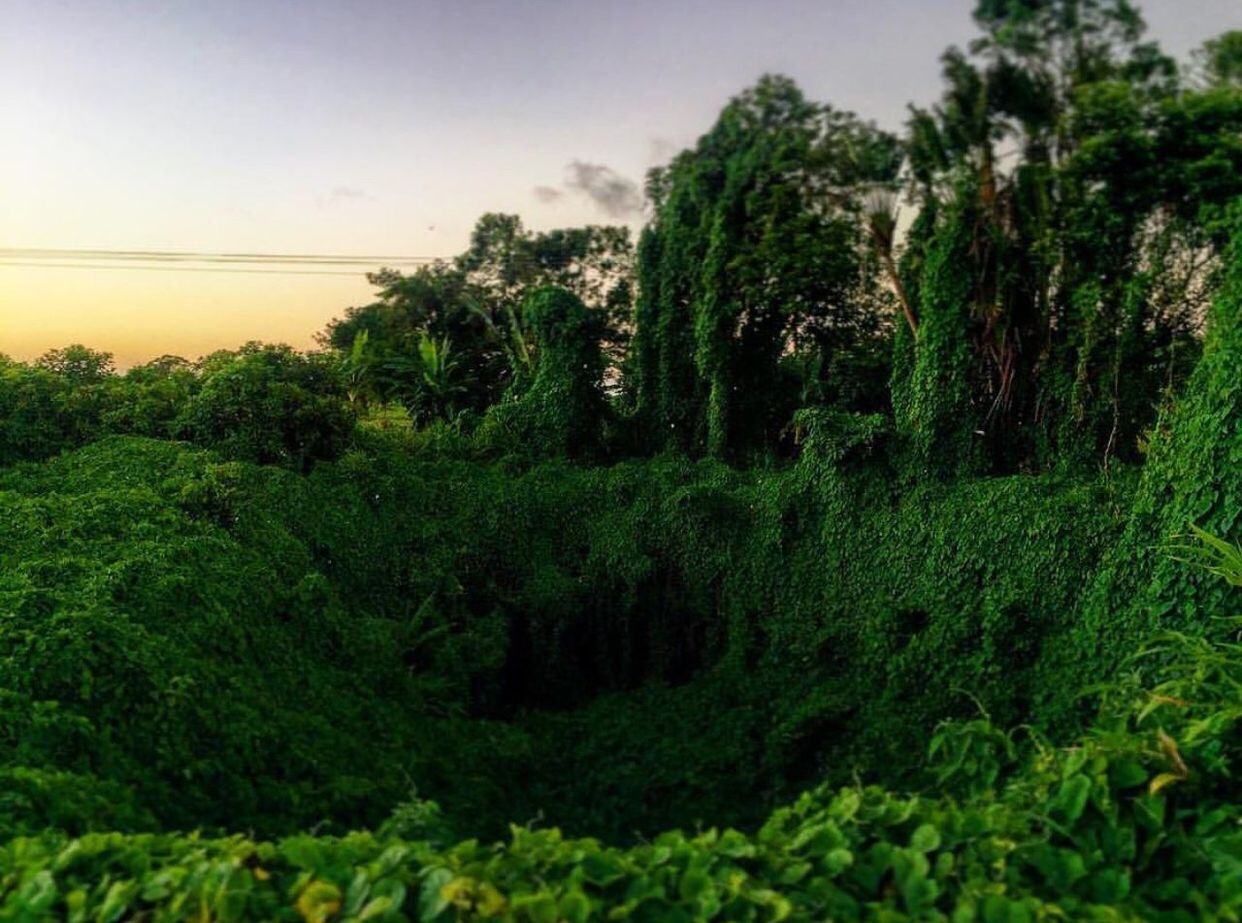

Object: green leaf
[418,868,453,921]
[559,889,591,923]
[1109,758,1147,789]
[1053,774,1091,823]
[911,824,942,853]
[823,848,854,875]
[98,881,137,923]
[981,894,1033,923]
[513,892,558,923]
[16,870,57,914]
[678,868,712,902]
[358,896,395,921]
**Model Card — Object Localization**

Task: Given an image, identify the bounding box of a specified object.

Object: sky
[2,0,1238,367]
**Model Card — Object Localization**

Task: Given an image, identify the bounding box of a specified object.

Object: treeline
[0,344,352,471]
[4,3,1241,477]
[327,1,1242,473]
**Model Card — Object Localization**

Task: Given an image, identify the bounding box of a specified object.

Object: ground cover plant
[1,1,1240,918]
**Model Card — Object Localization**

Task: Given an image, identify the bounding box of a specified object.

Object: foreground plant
[1,533,1237,921]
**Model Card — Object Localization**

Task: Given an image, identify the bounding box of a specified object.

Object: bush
[6,602,1242,919]
[176,344,355,470]
[478,287,606,460]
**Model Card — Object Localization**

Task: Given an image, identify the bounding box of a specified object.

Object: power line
[0,246,635,279]
[0,251,624,277]
[0,260,375,277]
[0,247,442,267]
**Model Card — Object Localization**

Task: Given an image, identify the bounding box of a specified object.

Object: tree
[322,215,634,421]
[379,333,473,426]
[1196,30,1242,87]
[102,356,199,438]
[633,75,898,459]
[479,287,606,459]
[36,345,115,384]
[0,358,76,464]
[896,0,1242,473]
[176,344,354,470]
[323,263,496,410]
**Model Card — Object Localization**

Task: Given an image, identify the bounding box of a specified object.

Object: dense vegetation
[1,1,1240,918]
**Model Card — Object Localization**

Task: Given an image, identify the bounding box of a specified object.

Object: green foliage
[7,595,1242,919]
[0,204,1185,847]
[0,351,203,464]
[456,214,634,362]
[0,360,82,464]
[0,7,1239,919]
[102,356,200,438]
[899,195,982,479]
[0,440,419,835]
[0,768,154,838]
[323,215,633,419]
[176,344,355,470]
[1199,30,1242,87]
[0,344,358,470]
[1168,525,1242,589]
[0,433,1133,843]
[376,333,474,427]
[633,75,898,459]
[1065,202,1242,698]
[900,0,1241,473]
[478,287,607,459]
[327,263,496,414]
[35,344,115,384]
[623,11,1238,470]
[0,231,1233,915]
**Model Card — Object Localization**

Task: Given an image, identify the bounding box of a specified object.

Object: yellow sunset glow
[1,265,374,368]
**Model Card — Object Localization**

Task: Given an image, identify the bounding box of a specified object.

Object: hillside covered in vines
[1,1,1240,919]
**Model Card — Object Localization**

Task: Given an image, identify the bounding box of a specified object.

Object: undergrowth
[0,436,1132,843]
[3,547,1241,920]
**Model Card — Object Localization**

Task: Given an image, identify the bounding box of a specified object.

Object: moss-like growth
[177,344,354,471]
[0,434,1132,841]
[633,77,898,460]
[479,287,606,459]
[1062,205,1242,694]
[899,199,981,480]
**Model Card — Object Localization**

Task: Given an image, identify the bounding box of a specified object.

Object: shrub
[176,344,355,470]
[478,287,606,460]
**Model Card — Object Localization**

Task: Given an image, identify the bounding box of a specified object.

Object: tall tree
[633,75,899,459]
[322,214,632,422]
[899,1,1242,473]
[1199,30,1242,87]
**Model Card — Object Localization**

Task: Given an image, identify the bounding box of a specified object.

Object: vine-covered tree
[479,286,607,459]
[176,343,354,470]
[322,214,633,424]
[632,75,900,459]
[895,1,1242,474]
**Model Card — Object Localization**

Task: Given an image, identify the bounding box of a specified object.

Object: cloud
[563,161,643,218]
[316,186,368,209]
[533,184,564,204]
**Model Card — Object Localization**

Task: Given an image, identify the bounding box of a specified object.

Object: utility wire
[0,247,628,276]
[0,247,441,266]
[0,260,376,276]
